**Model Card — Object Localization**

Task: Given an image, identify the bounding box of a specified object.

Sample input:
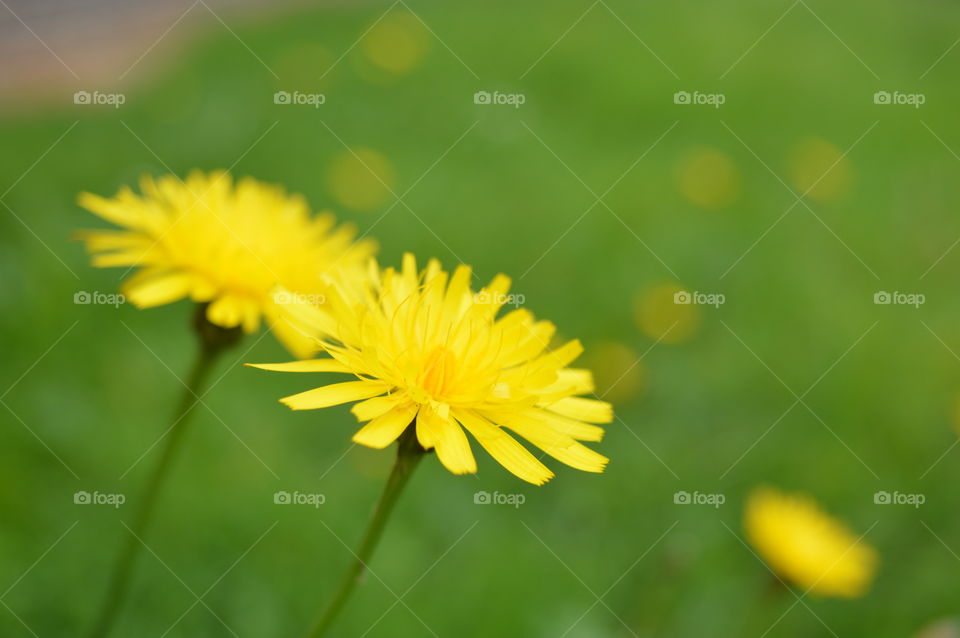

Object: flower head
[745,487,878,598]
[76,170,376,356]
[250,254,611,485]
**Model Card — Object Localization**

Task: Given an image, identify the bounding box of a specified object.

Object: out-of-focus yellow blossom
[745,487,878,598]
[76,170,376,357]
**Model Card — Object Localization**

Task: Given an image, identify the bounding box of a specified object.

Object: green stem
[86,305,241,638]
[306,427,426,638]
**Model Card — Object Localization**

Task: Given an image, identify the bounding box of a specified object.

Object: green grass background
[2,0,960,635]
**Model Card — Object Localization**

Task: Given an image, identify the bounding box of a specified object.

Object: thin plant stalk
[86,306,241,638]
[307,427,426,638]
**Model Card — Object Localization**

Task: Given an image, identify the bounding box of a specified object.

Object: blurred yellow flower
[251,254,610,485]
[745,487,878,598]
[76,170,376,357]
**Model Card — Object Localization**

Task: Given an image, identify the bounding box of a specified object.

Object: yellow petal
[263,293,333,359]
[352,395,401,421]
[479,273,511,312]
[76,230,150,253]
[246,359,350,373]
[207,296,244,329]
[123,272,193,309]
[494,412,608,473]
[77,191,144,227]
[268,314,321,359]
[442,264,472,317]
[499,316,555,367]
[454,409,554,485]
[280,381,388,411]
[533,411,605,442]
[418,406,477,475]
[537,339,584,370]
[494,409,604,443]
[272,288,337,336]
[415,407,436,449]
[353,402,419,449]
[536,369,595,400]
[207,295,260,333]
[239,301,260,333]
[545,397,614,424]
[91,251,150,267]
[401,253,418,284]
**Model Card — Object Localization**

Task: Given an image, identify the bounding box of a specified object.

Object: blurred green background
[3,0,960,635]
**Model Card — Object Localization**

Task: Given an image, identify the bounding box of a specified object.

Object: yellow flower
[744,487,878,598]
[250,254,611,485]
[76,170,376,357]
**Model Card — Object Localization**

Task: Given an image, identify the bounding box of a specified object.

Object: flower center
[415,346,457,400]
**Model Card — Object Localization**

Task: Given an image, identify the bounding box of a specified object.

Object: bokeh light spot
[360,11,429,76]
[584,341,647,405]
[675,147,741,209]
[634,283,700,344]
[787,137,851,203]
[326,148,396,211]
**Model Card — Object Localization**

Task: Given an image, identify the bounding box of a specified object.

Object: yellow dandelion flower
[75,170,376,357]
[250,254,611,485]
[745,487,878,598]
